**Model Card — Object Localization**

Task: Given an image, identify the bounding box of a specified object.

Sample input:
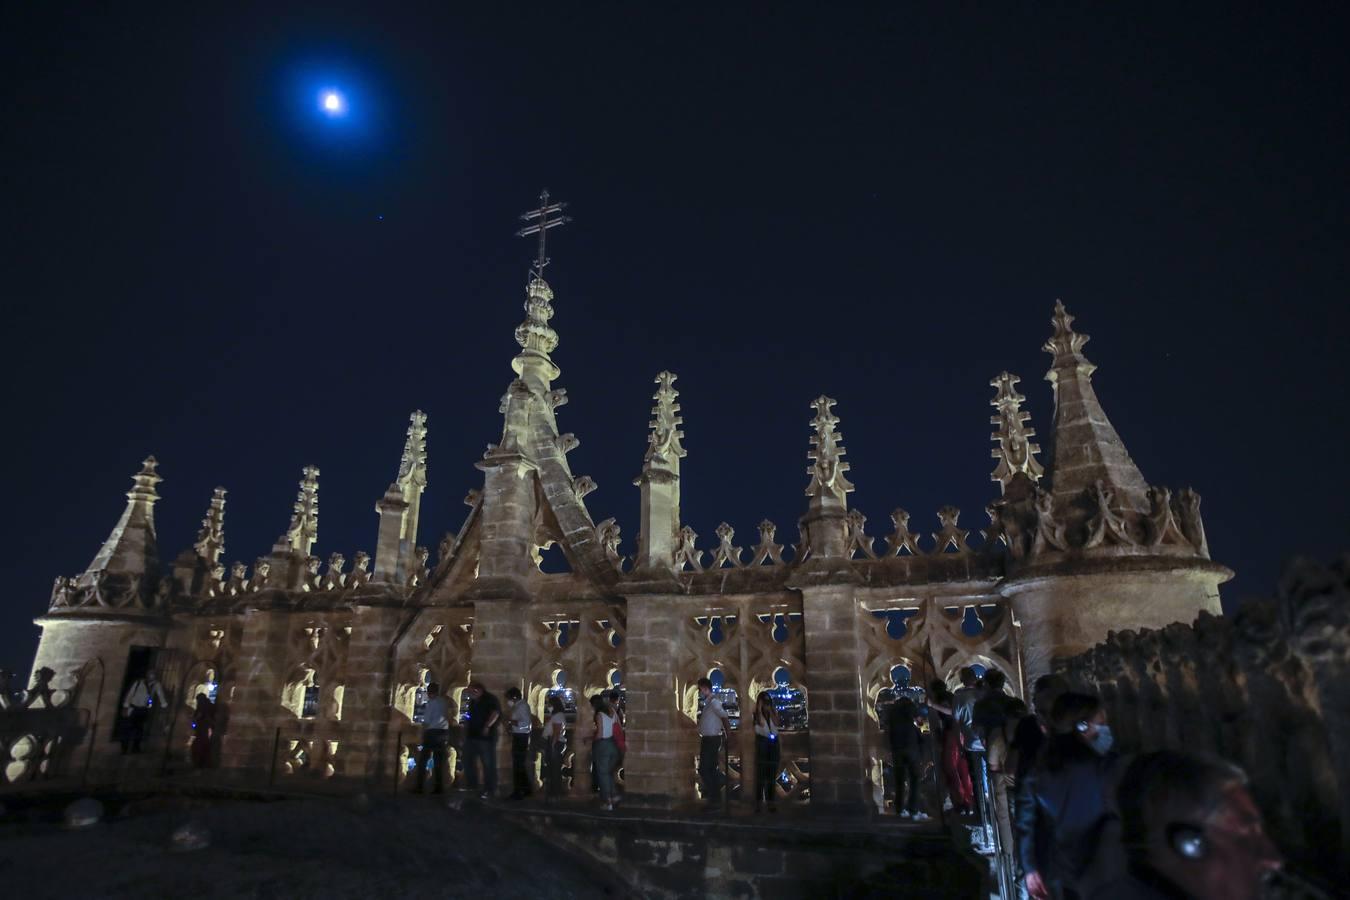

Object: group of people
[415,677,780,815]
[412,681,626,809]
[888,667,1292,900]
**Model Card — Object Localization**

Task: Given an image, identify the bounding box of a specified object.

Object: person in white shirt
[752,691,781,813]
[505,686,534,800]
[696,677,731,808]
[542,695,568,799]
[414,681,451,794]
[120,670,167,754]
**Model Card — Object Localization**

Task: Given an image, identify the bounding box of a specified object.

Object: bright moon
[323,92,342,112]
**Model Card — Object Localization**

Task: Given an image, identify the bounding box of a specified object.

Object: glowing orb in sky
[320,90,346,116]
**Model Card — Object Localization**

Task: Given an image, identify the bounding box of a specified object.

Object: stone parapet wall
[1055,555,1350,877]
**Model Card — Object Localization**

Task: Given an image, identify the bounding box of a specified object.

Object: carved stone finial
[1146,486,1190,548]
[1084,480,1137,548]
[1032,488,1070,554]
[302,555,322,591]
[464,489,482,508]
[595,519,624,572]
[510,276,563,386]
[322,553,346,591]
[990,372,1044,490]
[227,562,248,596]
[406,546,430,588]
[130,456,163,503]
[557,433,580,454]
[515,276,559,356]
[248,558,271,592]
[751,519,786,566]
[396,411,429,491]
[573,475,598,500]
[285,466,321,556]
[846,509,878,559]
[674,526,705,572]
[885,508,923,556]
[805,396,854,504]
[1175,488,1209,559]
[1043,300,1096,375]
[193,487,228,565]
[711,523,744,569]
[347,552,371,589]
[642,371,688,474]
[931,506,972,555]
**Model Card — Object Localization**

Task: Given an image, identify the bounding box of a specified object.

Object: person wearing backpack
[120,670,167,754]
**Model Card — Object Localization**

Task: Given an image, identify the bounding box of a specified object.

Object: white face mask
[1088,724,1114,755]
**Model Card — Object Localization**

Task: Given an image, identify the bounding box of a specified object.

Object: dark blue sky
[2,3,1347,672]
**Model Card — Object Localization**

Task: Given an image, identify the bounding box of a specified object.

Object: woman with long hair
[929,681,973,813]
[752,691,781,813]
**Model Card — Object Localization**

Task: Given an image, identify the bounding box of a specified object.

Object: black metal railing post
[268,727,281,786]
[392,729,403,797]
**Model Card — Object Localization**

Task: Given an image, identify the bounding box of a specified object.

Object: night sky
[3,4,1347,673]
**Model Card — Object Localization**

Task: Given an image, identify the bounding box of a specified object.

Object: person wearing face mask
[1016,691,1123,900]
[1093,750,1289,900]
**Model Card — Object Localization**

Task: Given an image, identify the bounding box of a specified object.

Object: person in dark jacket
[1016,691,1121,900]
[888,697,930,820]
[1010,674,1070,784]
[462,682,501,800]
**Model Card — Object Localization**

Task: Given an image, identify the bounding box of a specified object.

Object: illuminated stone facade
[13,273,1229,811]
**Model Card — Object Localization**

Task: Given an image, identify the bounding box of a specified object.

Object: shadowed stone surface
[0,795,612,899]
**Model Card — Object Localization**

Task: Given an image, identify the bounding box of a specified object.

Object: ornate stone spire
[193,487,227,565]
[798,396,855,563]
[1043,302,1150,512]
[374,411,430,584]
[642,371,687,474]
[509,191,570,394]
[284,466,321,556]
[634,371,687,573]
[805,396,854,507]
[78,456,162,588]
[990,372,1044,492]
[511,276,562,390]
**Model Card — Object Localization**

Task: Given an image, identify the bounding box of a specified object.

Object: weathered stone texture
[1058,555,1350,879]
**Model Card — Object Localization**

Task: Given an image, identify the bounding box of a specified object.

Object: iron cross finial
[515,189,571,278]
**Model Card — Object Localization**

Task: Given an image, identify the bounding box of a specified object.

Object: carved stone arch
[392,610,474,724]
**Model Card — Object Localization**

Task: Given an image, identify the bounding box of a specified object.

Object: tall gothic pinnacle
[1041,302,1150,511]
[805,396,854,504]
[193,487,227,565]
[641,371,687,475]
[79,456,162,587]
[284,466,320,556]
[990,372,1044,491]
